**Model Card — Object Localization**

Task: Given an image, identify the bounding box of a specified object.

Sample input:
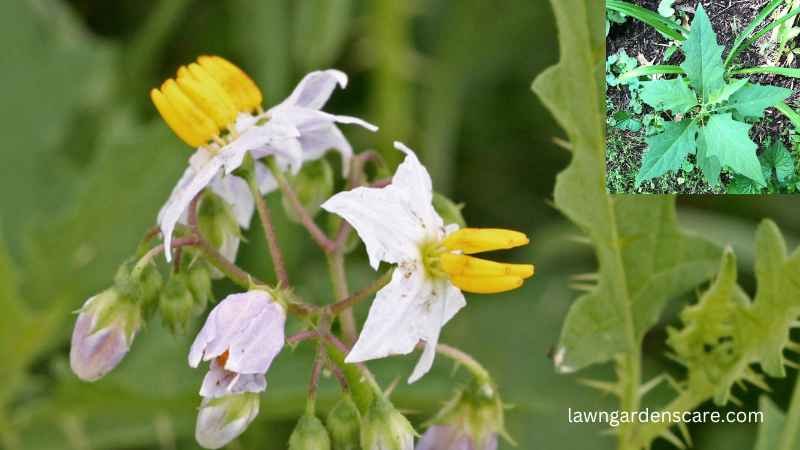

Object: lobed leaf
[727,83,793,119]
[700,114,765,186]
[636,120,698,185]
[640,78,698,114]
[680,5,726,102]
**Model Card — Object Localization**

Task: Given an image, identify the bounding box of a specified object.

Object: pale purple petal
[254,161,278,195]
[297,123,353,175]
[277,69,348,110]
[416,425,498,450]
[200,360,267,398]
[188,291,286,375]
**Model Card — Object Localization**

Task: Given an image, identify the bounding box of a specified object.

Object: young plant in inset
[636,5,791,188]
[770,0,800,65]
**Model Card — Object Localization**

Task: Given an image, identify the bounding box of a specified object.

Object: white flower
[151,56,376,261]
[321,142,533,382]
[189,290,286,448]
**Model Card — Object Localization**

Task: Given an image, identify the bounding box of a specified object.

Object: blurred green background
[2,0,800,449]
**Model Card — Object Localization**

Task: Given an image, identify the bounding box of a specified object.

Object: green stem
[247,175,289,287]
[778,372,800,450]
[267,158,336,253]
[323,335,381,413]
[327,252,357,343]
[328,271,393,315]
[435,343,490,382]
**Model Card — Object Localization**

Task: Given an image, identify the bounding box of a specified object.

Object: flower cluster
[69,56,533,449]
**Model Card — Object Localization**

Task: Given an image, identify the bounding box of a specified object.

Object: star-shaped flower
[151,56,376,261]
[322,142,534,382]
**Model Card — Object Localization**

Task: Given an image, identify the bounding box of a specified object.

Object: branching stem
[247,176,290,287]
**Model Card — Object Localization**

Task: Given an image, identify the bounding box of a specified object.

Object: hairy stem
[132,236,199,276]
[267,158,336,253]
[306,345,324,414]
[248,176,289,287]
[328,270,393,315]
[434,343,490,382]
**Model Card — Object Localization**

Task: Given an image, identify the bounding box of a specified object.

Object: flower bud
[326,395,361,450]
[114,258,163,318]
[159,274,198,335]
[70,289,142,381]
[195,392,260,449]
[186,261,213,309]
[289,413,332,450]
[360,397,415,450]
[418,379,506,450]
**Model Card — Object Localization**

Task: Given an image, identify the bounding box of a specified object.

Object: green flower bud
[186,261,213,310]
[432,192,466,228]
[289,413,332,450]
[326,395,361,450]
[360,397,414,450]
[159,273,201,335]
[282,159,334,222]
[113,258,163,318]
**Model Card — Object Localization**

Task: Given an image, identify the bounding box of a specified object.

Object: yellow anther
[151,83,214,148]
[440,253,534,279]
[176,63,238,129]
[449,275,524,294]
[197,55,262,112]
[442,228,530,254]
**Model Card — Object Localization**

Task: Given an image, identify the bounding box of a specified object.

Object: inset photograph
[606,0,800,194]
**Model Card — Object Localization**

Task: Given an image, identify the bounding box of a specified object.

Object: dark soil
[606,0,800,193]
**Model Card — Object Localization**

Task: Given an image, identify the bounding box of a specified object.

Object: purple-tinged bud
[69,289,141,381]
[417,379,507,450]
[195,392,260,449]
[416,425,497,450]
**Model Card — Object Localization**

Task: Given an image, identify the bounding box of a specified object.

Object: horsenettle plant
[68,55,534,449]
[538,0,800,449]
[636,5,791,188]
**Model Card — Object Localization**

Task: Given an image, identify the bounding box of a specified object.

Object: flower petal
[321,185,426,269]
[415,425,472,450]
[69,297,132,381]
[209,174,253,229]
[298,123,353,175]
[278,69,348,110]
[199,360,267,398]
[158,154,225,262]
[346,269,464,384]
[188,291,286,374]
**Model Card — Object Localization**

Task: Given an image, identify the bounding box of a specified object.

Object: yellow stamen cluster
[437,228,534,294]
[150,56,263,148]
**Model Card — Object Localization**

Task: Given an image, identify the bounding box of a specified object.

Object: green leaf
[695,131,722,186]
[636,120,698,185]
[725,0,785,68]
[762,140,796,183]
[727,174,764,194]
[640,78,698,113]
[709,78,748,105]
[700,113,765,186]
[728,83,792,119]
[680,5,726,101]
[533,0,720,373]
